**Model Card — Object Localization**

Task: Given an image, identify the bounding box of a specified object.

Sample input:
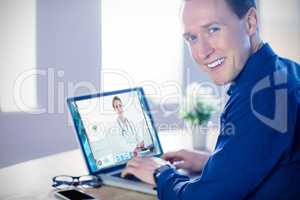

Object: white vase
[188,124,208,151]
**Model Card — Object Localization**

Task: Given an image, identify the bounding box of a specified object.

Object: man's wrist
[153,163,175,184]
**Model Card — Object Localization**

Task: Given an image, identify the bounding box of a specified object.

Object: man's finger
[162,151,176,159]
[126,159,140,168]
[121,166,135,177]
[162,151,183,161]
[173,160,188,169]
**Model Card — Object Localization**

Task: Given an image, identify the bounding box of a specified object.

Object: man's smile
[206,57,225,69]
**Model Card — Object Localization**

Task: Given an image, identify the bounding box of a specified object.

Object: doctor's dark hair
[112,96,122,109]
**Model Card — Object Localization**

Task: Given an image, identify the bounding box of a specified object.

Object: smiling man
[182,0,261,85]
[122,0,300,199]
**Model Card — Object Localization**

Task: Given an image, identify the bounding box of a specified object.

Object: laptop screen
[67,88,163,174]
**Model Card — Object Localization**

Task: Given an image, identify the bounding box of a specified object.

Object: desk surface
[0,129,218,200]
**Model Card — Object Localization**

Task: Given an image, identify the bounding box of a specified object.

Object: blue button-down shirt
[156,43,300,199]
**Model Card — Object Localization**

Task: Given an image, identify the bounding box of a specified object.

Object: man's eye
[184,34,198,44]
[190,35,198,42]
[208,27,220,34]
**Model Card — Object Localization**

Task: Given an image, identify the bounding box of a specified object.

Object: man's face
[113,100,124,115]
[182,0,253,85]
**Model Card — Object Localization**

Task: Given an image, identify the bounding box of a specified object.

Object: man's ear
[245,7,258,36]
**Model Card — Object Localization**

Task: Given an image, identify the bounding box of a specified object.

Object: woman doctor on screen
[112,96,145,154]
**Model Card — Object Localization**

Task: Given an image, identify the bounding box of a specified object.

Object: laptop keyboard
[112,172,141,182]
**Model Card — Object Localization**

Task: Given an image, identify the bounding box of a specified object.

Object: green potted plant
[180,83,219,150]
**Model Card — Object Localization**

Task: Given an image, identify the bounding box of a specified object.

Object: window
[259,0,300,62]
[101,0,183,103]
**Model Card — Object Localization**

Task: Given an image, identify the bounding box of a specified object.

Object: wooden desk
[0,129,218,200]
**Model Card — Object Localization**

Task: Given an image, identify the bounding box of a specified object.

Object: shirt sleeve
[156,86,299,200]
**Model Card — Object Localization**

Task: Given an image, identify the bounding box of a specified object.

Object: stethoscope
[117,118,136,138]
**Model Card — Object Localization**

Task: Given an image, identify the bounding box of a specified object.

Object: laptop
[67,87,163,195]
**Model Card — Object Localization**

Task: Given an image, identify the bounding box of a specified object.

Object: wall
[0,0,101,168]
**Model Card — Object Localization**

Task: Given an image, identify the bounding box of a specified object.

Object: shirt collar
[227,43,277,96]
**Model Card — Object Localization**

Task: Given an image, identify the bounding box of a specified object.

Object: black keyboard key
[112,172,141,182]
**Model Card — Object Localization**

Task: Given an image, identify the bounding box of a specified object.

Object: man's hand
[121,157,169,185]
[162,149,210,173]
